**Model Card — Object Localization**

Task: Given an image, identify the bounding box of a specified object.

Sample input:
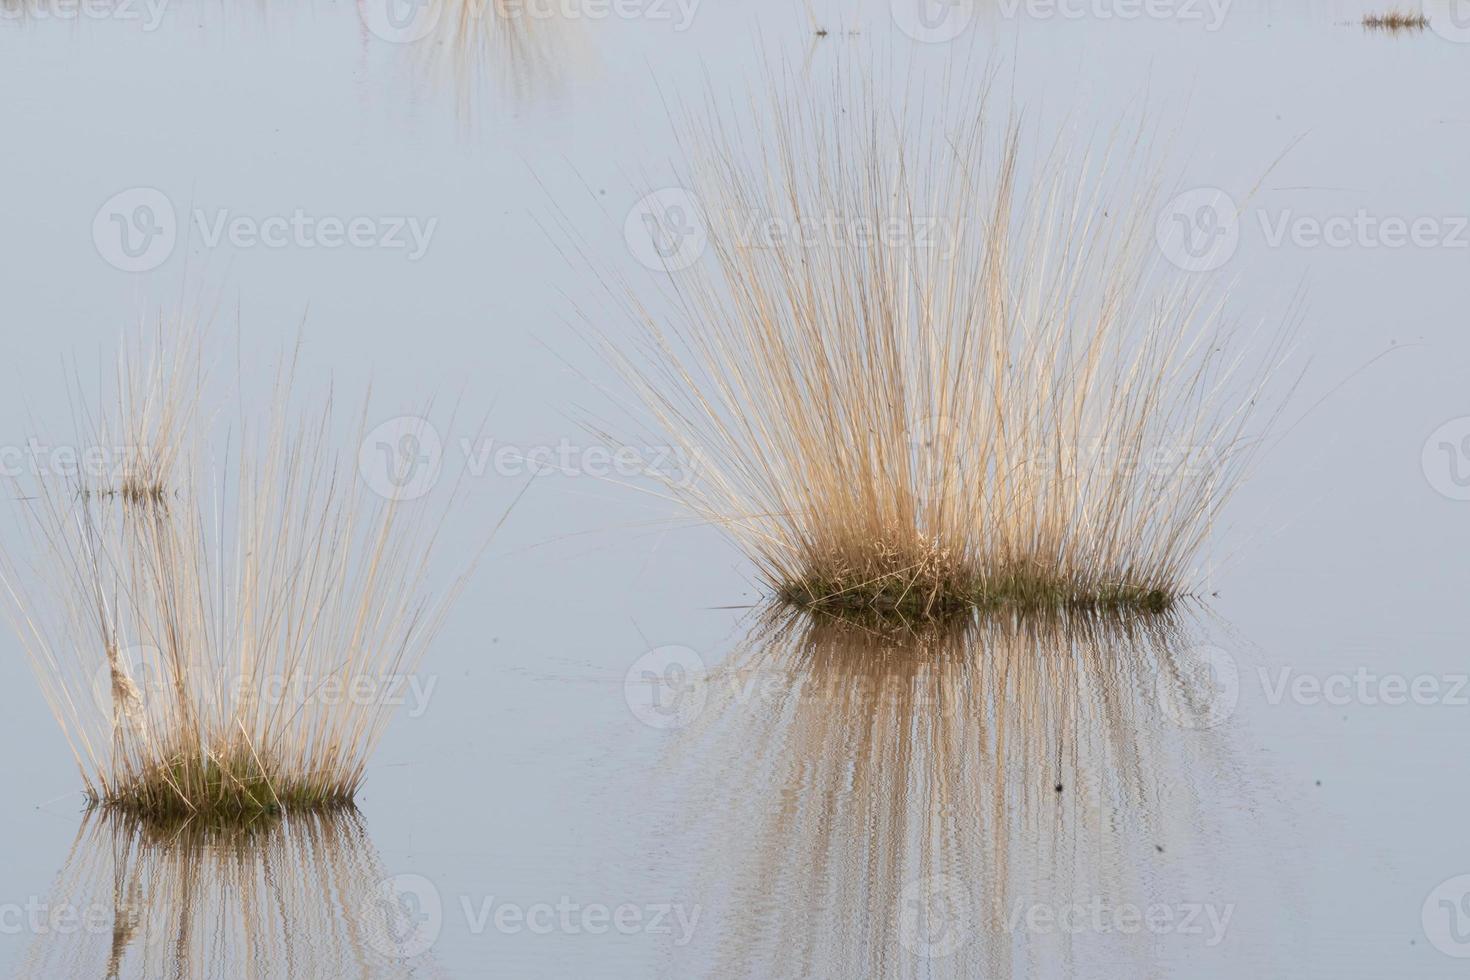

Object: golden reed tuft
[0,317,471,818]
[594,67,1288,619]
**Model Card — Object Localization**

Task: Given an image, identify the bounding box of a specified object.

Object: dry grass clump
[599,71,1284,619]
[1362,9,1429,30]
[0,318,467,818]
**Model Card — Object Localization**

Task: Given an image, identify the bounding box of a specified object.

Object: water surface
[1,0,1469,976]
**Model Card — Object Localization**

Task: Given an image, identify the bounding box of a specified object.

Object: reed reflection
[427,0,580,117]
[666,608,1249,979]
[18,809,442,979]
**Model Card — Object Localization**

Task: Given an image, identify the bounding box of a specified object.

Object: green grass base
[777,571,1176,620]
[89,750,358,821]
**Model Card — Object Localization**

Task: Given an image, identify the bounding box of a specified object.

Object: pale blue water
[2,0,1469,976]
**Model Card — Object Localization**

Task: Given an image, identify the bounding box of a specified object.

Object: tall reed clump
[0,319,468,819]
[598,70,1286,618]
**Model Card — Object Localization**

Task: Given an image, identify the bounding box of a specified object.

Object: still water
[2,0,1469,976]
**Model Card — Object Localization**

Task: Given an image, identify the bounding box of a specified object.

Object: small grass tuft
[2,316,472,819]
[1362,9,1428,30]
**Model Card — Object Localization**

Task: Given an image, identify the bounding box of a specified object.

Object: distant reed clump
[600,73,1285,619]
[0,323,465,819]
[1362,9,1428,29]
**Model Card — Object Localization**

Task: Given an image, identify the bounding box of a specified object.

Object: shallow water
[3,0,1470,976]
